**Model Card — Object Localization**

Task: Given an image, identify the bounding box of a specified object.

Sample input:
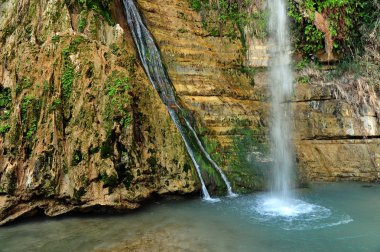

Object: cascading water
[268,0,295,199]
[122,0,237,200]
[252,1,351,229]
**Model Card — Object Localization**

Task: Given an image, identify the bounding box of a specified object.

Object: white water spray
[255,0,336,221]
[268,0,295,200]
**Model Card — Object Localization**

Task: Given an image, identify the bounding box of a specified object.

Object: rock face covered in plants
[0,0,379,225]
[0,0,197,225]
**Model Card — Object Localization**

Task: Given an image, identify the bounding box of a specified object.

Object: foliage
[187,0,267,51]
[61,36,84,102]
[99,172,118,193]
[72,0,114,25]
[104,71,131,132]
[0,124,11,135]
[0,87,11,121]
[21,95,40,142]
[188,0,250,38]
[16,77,33,95]
[72,149,83,166]
[73,187,86,200]
[52,35,60,43]
[78,17,87,33]
[50,98,62,111]
[288,0,373,56]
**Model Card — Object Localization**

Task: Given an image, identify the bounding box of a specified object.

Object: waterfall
[268,0,295,199]
[122,0,237,199]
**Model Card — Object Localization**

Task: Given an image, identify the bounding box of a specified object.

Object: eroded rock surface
[0,0,197,225]
[0,0,379,225]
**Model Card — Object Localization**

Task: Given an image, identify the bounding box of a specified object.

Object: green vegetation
[99,172,118,193]
[61,36,84,102]
[73,187,86,200]
[21,95,41,143]
[100,141,113,159]
[72,149,83,166]
[0,124,11,135]
[288,0,374,56]
[187,0,267,53]
[50,98,62,111]
[188,0,250,39]
[78,17,87,33]
[68,0,114,25]
[103,71,131,135]
[109,43,119,55]
[16,77,33,95]
[178,28,189,33]
[0,87,11,122]
[228,128,268,192]
[52,35,60,43]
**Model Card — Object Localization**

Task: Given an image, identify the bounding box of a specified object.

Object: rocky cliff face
[0,0,197,225]
[135,0,380,184]
[0,0,379,225]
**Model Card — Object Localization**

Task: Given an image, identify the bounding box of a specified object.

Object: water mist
[268,0,295,199]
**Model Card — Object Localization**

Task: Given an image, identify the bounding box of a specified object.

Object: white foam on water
[249,194,353,230]
[254,196,326,218]
[227,193,353,231]
[203,197,221,203]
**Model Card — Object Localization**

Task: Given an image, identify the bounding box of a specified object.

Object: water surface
[1,183,379,251]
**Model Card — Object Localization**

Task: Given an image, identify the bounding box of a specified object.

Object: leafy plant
[288,0,371,56]
[52,35,60,43]
[187,0,268,53]
[103,71,132,131]
[78,18,87,33]
[74,0,114,25]
[0,124,11,135]
[99,172,118,193]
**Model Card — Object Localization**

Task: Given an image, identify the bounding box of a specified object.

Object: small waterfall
[268,0,295,199]
[122,0,236,199]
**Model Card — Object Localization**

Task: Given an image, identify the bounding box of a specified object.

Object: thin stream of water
[122,0,236,200]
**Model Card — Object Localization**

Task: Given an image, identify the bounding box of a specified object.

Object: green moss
[99,172,118,193]
[0,124,11,135]
[52,35,60,43]
[25,121,37,140]
[50,98,62,111]
[183,163,191,173]
[100,141,113,159]
[103,71,132,133]
[61,37,84,102]
[0,87,11,108]
[72,0,115,25]
[109,43,119,55]
[147,156,157,169]
[73,187,86,200]
[115,163,134,189]
[228,128,268,193]
[16,77,33,95]
[78,18,87,33]
[187,0,266,51]
[21,95,40,137]
[0,87,11,121]
[72,149,83,166]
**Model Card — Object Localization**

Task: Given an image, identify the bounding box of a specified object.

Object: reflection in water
[0,183,379,252]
